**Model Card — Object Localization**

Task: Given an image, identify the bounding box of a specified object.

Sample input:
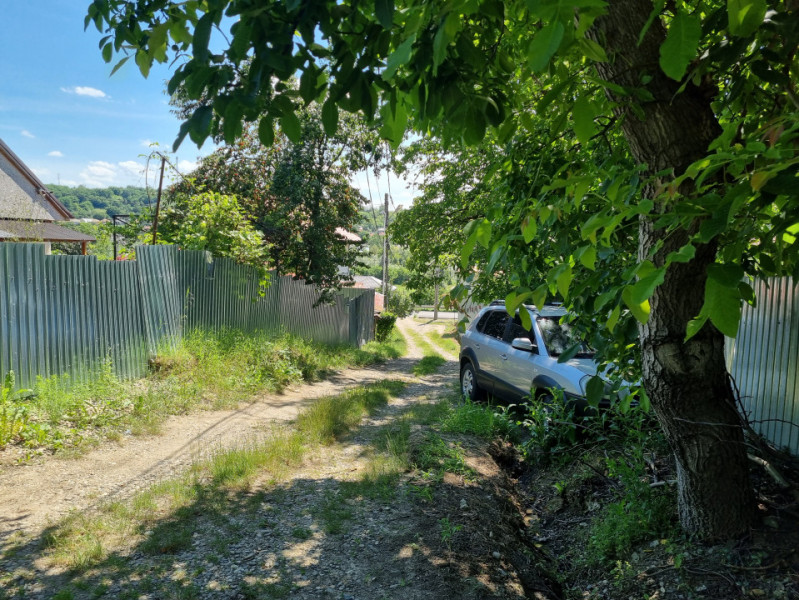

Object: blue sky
[0,0,415,205]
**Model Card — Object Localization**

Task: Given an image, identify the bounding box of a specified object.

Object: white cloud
[61,86,108,99]
[48,150,64,157]
[140,139,155,148]
[21,130,35,138]
[79,159,163,187]
[176,159,198,174]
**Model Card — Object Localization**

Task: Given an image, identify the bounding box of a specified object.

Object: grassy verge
[1,328,407,455]
[403,329,447,376]
[423,322,460,355]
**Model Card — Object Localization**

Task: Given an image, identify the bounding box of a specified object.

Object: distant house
[351,275,394,313]
[0,138,94,254]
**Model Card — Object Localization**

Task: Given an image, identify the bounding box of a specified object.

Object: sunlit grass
[41,381,406,571]
[15,328,407,453]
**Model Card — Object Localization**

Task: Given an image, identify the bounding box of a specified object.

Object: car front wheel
[460,362,486,402]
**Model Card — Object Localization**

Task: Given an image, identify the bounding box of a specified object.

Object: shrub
[375,311,398,341]
[387,287,415,318]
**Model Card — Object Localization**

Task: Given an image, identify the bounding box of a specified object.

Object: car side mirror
[511,338,536,353]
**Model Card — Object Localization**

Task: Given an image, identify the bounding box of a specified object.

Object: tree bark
[588,0,756,538]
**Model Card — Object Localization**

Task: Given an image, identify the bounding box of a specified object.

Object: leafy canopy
[88,0,799,338]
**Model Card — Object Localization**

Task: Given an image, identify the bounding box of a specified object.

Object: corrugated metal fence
[0,243,374,388]
[726,277,799,455]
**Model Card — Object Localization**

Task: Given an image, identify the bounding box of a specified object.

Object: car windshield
[537,316,594,358]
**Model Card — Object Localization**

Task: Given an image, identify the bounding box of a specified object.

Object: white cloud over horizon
[21,129,34,138]
[48,150,63,157]
[61,86,108,99]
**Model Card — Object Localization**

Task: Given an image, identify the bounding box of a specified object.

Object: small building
[0,138,94,254]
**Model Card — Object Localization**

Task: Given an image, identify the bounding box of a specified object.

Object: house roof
[0,138,72,222]
[352,275,384,290]
[0,220,96,243]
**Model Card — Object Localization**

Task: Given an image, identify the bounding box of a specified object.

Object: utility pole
[151,154,166,245]
[433,264,440,321]
[382,193,389,303]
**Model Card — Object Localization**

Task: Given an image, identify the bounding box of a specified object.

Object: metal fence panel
[727,277,799,455]
[0,242,375,389]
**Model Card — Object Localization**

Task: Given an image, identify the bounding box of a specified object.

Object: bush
[375,312,398,341]
[387,287,415,318]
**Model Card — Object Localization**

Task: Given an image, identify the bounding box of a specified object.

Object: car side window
[480,311,510,340]
[506,316,538,351]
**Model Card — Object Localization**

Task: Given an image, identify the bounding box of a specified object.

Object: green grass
[403,328,447,376]
[40,380,406,572]
[441,397,516,440]
[424,323,460,355]
[7,328,406,454]
[413,355,446,376]
[296,380,406,444]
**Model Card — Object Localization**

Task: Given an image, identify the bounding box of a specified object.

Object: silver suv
[459,302,603,409]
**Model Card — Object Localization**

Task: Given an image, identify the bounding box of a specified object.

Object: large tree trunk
[589,0,756,537]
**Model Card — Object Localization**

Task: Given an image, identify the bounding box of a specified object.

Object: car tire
[460,362,486,402]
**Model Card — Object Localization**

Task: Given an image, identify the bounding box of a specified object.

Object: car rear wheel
[460,362,486,402]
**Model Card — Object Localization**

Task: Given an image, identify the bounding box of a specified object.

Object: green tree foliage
[48,185,154,219]
[90,0,799,539]
[169,107,374,291]
[157,191,270,283]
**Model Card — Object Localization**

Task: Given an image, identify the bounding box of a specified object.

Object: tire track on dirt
[0,318,455,545]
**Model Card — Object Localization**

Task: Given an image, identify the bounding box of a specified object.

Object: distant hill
[47,185,154,220]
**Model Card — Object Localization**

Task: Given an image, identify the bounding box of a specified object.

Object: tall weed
[8,328,406,454]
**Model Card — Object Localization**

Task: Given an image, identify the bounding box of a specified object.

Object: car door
[470,310,511,394]
[501,315,543,401]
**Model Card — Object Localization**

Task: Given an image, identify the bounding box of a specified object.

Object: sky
[0,1,416,206]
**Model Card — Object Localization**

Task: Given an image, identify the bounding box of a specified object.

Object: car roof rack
[489,299,505,306]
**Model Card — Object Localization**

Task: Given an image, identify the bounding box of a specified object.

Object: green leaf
[622,285,650,323]
[376,0,394,29]
[192,13,213,63]
[463,104,486,145]
[321,99,338,135]
[506,289,532,314]
[557,342,582,363]
[548,263,572,300]
[666,243,696,264]
[630,266,665,304]
[135,49,151,78]
[383,35,415,80]
[475,219,492,248]
[577,38,608,63]
[607,304,621,332]
[527,21,564,73]
[572,96,597,145]
[685,315,708,340]
[258,117,274,146]
[531,284,548,310]
[299,69,316,103]
[585,376,605,408]
[102,42,112,63]
[702,265,743,337]
[280,111,302,143]
[109,55,130,76]
[522,215,538,243]
[578,246,596,270]
[519,305,533,331]
[727,0,767,36]
[461,231,478,270]
[658,12,701,80]
[433,13,459,68]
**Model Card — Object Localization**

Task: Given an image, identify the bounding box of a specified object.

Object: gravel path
[0,318,457,546]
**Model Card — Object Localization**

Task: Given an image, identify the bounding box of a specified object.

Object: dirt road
[0,317,458,546]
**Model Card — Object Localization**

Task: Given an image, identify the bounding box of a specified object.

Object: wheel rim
[461,369,474,397]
